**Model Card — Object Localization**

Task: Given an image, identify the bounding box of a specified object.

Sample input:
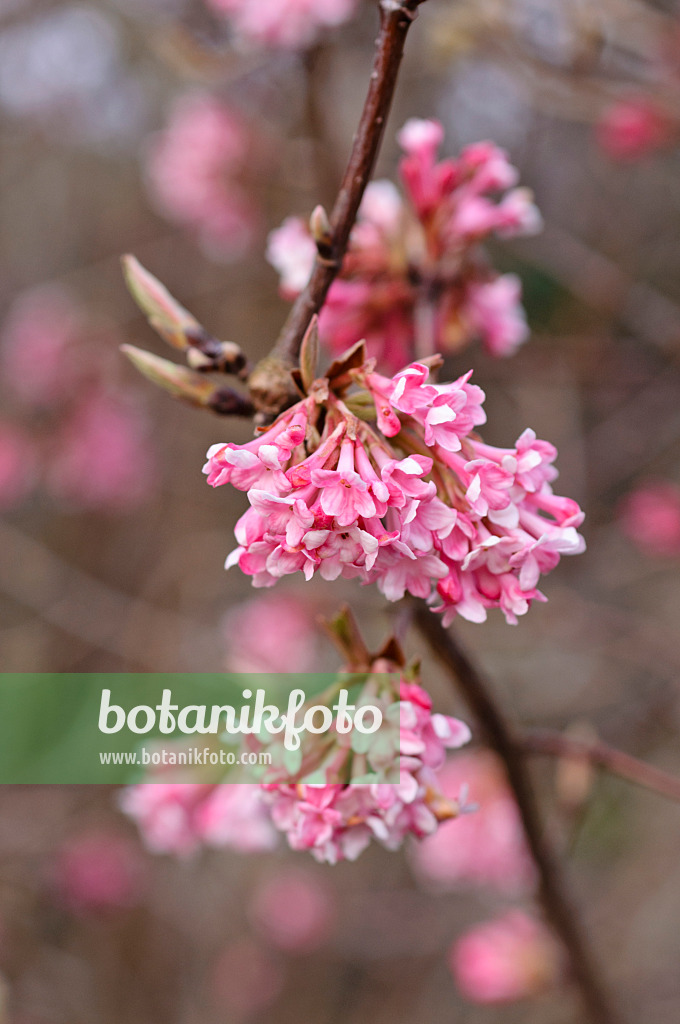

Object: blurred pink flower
[211,938,285,1019]
[45,392,157,511]
[146,93,259,260]
[121,783,278,857]
[52,830,146,914]
[0,421,37,509]
[0,285,83,408]
[450,910,561,1004]
[412,751,536,894]
[596,97,671,160]
[248,867,334,952]
[207,0,358,50]
[222,593,318,673]
[268,121,541,372]
[618,480,680,557]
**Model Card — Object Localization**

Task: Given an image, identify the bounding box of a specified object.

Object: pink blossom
[597,96,671,161]
[52,831,146,914]
[248,867,334,952]
[207,356,585,626]
[45,392,157,511]
[412,751,535,894]
[266,216,316,296]
[463,275,529,356]
[0,285,83,408]
[121,783,277,856]
[146,93,259,260]
[619,480,680,557]
[450,910,561,1004]
[268,121,541,372]
[207,0,359,50]
[119,783,214,856]
[222,593,318,673]
[0,422,37,509]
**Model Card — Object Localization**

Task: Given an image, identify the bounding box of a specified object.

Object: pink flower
[619,480,680,557]
[0,422,37,509]
[208,355,585,626]
[597,96,671,160]
[46,392,157,511]
[268,121,541,372]
[0,285,83,408]
[222,593,318,672]
[463,275,529,356]
[266,216,316,296]
[249,867,334,952]
[121,783,277,856]
[450,910,562,1004]
[412,751,535,894]
[146,93,260,260]
[119,783,214,856]
[207,0,358,50]
[52,831,146,914]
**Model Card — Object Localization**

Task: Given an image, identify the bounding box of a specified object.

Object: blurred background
[1,0,680,1020]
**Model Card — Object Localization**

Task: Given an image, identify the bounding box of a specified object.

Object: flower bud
[122,255,203,351]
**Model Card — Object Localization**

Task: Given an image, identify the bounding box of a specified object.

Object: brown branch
[521,728,680,805]
[412,603,624,1024]
[248,0,427,417]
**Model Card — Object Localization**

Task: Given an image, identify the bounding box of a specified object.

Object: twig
[522,728,680,804]
[412,603,624,1024]
[248,0,427,416]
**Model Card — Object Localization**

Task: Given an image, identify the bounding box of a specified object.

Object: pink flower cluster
[0,285,157,512]
[205,357,585,625]
[260,677,471,864]
[123,672,471,865]
[206,0,358,50]
[618,480,680,558]
[268,119,542,372]
[120,783,278,857]
[412,751,535,894]
[450,910,561,1005]
[146,93,259,261]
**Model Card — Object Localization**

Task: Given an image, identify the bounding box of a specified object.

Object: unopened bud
[122,255,203,351]
[309,205,333,254]
[121,344,217,407]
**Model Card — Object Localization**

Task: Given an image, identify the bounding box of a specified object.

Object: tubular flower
[267,120,542,372]
[205,347,585,625]
[256,670,471,864]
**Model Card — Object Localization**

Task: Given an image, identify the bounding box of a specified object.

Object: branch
[412,604,624,1024]
[521,728,680,804]
[248,0,427,416]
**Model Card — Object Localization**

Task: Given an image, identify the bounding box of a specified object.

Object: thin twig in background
[522,728,680,804]
[413,602,624,1024]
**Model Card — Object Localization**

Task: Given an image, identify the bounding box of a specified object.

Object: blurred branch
[521,728,680,804]
[248,0,428,417]
[412,602,624,1024]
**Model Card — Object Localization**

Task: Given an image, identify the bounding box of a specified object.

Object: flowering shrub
[205,348,584,625]
[268,120,541,372]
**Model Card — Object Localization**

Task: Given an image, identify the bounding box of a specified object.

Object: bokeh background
[1,0,680,1020]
